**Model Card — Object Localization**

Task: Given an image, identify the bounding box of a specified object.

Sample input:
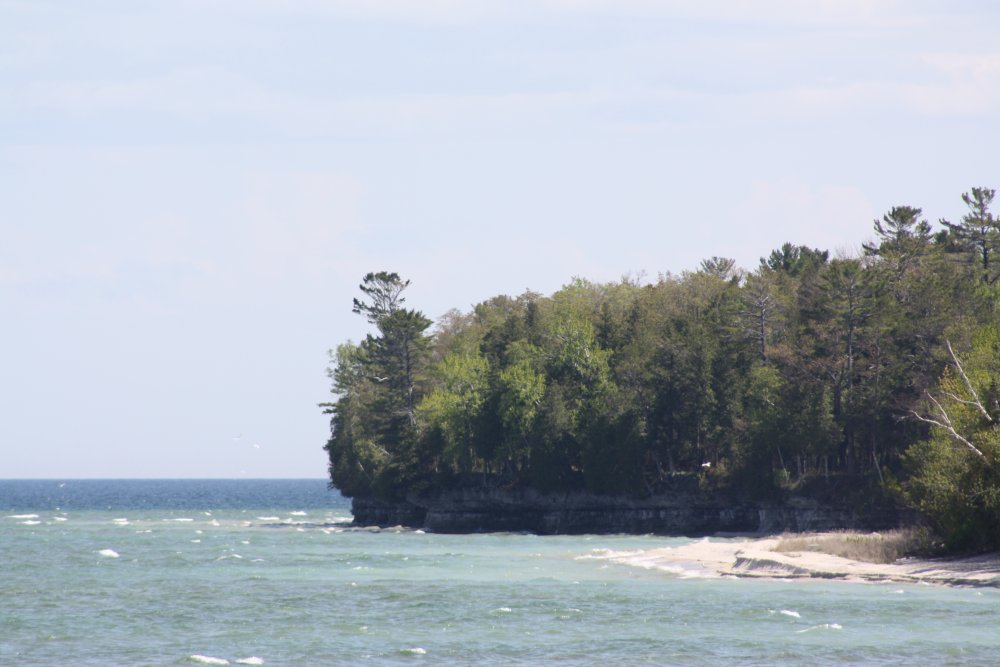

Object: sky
[2,0,999,478]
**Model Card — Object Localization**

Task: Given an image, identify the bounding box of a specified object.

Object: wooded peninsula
[324,187,1000,552]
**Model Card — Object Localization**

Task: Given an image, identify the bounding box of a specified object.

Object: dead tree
[909,339,990,462]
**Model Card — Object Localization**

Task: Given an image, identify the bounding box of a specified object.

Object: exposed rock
[349,484,914,535]
[350,497,426,528]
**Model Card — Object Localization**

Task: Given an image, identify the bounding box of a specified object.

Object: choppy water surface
[2,480,998,666]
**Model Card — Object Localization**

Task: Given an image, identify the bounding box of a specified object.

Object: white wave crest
[98,549,120,558]
[328,514,354,524]
[289,511,308,516]
[7,514,39,519]
[779,609,801,618]
[20,520,42,525]
[256,516,280,521]
[797,623,842,633]
[583,547,717,578]
[189,655,230,665]
[574,548,645,561]
[235,658,264,665]
[400,647,427,655]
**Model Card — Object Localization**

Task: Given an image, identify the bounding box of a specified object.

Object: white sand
[604,535,1000,587]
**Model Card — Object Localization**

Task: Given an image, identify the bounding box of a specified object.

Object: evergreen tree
[353,272,432,435]
[940,188,999,284]
[863,206,932,282]
[325,272,432,498]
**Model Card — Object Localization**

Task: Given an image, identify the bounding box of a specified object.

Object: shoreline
[601,534,1000,588]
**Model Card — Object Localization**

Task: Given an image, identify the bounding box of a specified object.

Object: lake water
[2,479,998,666]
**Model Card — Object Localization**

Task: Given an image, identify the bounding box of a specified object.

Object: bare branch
[924,391,953,428]
[945,339,992,422]
[910,393,989,462]
[942,390,989,411]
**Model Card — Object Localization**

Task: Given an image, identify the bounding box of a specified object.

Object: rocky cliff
[349,483,915,535]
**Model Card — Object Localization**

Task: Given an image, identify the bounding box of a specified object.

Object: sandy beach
[604,535,1000,587]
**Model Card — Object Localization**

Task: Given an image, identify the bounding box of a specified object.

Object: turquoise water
[2,480,999,666]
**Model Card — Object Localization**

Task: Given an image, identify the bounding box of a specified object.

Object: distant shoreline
[600,534,1000,588]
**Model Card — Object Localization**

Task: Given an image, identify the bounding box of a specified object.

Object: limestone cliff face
[349,485,914,535]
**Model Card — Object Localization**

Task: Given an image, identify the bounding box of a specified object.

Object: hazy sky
[3,1,998,478]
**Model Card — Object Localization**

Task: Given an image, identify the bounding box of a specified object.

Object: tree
[940,188,999,285]
[761,243,829,277]
[418,348,490,473]
[700,256,740,282]
[324,273,432,498]
[323,187,1000,547]
[496,341,546,471]
[905,329,1000,550]
[353,272,432,431]
[814,258,873,473]
[863,206,932,282]
[322,342,383,497]
[739,268,785,362]
[352,271,410,323]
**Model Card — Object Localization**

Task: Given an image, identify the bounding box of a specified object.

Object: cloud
[213,0,911,27]
[4,64,610,140]
[746,52,1000,119]
[913,52,1000,114]
[4,1,998,145]
[543,0,909,26]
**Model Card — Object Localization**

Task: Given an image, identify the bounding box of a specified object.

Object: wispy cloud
[4,65,610,139]
[217,0,913,27]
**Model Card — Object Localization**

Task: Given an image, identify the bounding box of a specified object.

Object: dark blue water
[0,479,343,512]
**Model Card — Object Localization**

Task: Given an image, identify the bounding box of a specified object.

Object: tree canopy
[324,187,1000,550]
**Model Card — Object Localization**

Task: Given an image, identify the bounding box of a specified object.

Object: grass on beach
[772,529,931,564]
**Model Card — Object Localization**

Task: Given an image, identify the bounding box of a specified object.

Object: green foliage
[940,188,999,285]
[904,328,1000,550]
[418,349,490,471]
[760,243,828,277]
[903,438,1000,551]
[497,343,546,462]
[324,272,432,497]
[324,191,1000,552]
